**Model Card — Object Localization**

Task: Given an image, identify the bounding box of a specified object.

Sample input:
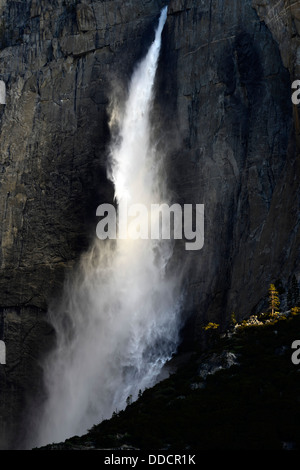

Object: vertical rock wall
[156,0,297,337]
[0,0,298,448]
[0,0,166,448]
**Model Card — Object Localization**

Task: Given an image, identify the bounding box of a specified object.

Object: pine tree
[287,288,293,310]
[287,275,300,309]
[291,275,300,307]
[268,284,280,316]
[126,395,132,407]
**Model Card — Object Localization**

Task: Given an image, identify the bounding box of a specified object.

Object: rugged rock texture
[0,0,167,309]
[252,0,300,145]
[0,306,52,449]
[155,0,298,338]
[0,0,167,448]
[252,0,300,77]
[0,0,298,449]
[36,313,300,450]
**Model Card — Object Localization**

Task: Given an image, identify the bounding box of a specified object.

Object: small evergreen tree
[291,275,300,306]
[202,322,220,347]
[268,284,280,316]
[287,288,293,310]
[231,312,237,326]
[126,395,132,407]
[287,275,300,309]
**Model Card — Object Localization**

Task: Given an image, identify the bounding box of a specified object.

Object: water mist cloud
[32,6,185,448]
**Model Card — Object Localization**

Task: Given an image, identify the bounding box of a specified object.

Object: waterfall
[33,6,184,448]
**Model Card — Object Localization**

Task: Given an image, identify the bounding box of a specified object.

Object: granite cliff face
[157,0,298,336]
[0,0,167,449]
[252,0,300,146]
[0,0,298,449]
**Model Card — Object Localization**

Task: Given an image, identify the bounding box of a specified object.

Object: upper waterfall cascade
[33,6,184,448]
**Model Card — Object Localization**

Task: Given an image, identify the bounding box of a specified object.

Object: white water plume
[33,6,184,448]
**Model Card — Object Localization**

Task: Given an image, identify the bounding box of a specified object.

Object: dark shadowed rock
[155,0,297,342]
[0,0,298,448]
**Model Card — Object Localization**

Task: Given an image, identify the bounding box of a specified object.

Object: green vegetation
[203,322,219,330]
[268,283,280,317]
[37,281,300,451]
[287,275,300,309]
[39,304,300,451]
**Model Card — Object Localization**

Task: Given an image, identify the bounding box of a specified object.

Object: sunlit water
[33,6,184,447]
